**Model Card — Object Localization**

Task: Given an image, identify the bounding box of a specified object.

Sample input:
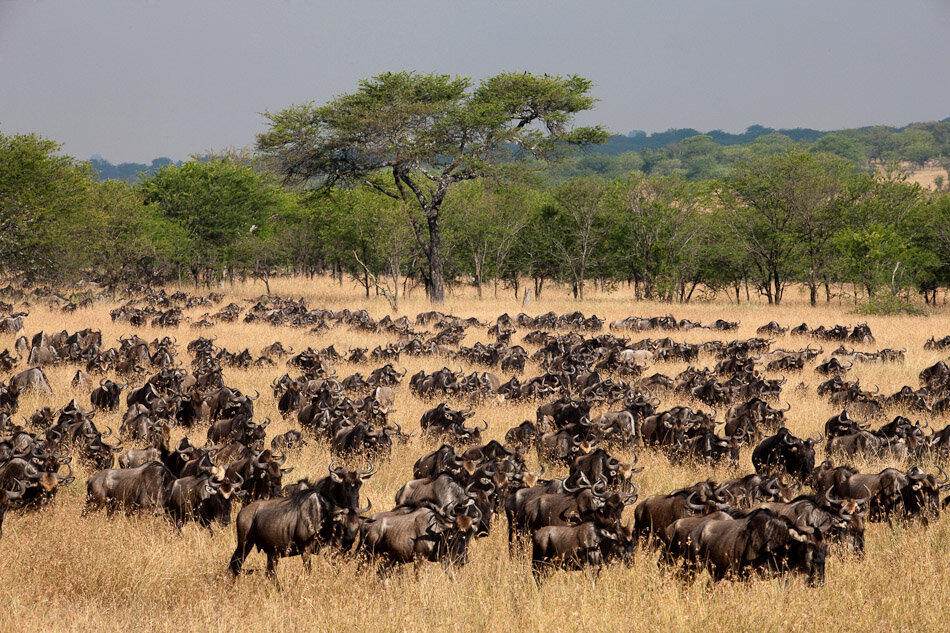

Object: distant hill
[89,156,181,183]
[595,124,826,155]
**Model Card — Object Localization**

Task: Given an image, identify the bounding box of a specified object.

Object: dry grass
[2,276,950,633]
[899,160,949,190]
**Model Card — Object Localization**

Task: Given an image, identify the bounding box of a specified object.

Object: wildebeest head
[323,461,376,509]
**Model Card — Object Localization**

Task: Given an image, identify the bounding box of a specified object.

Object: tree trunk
[473,253,483,300]
[426,213,445,304]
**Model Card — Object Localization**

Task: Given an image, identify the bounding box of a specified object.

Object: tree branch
[363,180,401,200]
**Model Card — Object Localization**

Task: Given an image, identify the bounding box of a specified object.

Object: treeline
[2,128,950,307]
[549,119,950,183]
[88,119,950,186]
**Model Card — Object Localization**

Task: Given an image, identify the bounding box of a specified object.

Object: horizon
[82,116,950,165]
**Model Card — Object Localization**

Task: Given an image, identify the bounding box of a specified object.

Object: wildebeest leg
[376,559,396,580]
[228,540,252,577]
[301,549,312,573]
[531,560,548,586]
[266,554,280,585]
[82,499,101,517]
[439,559,456,581]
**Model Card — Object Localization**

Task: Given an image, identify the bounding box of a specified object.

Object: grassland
[2,276,950,633]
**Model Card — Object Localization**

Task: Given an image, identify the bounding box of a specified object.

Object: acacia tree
[256,71,605,303]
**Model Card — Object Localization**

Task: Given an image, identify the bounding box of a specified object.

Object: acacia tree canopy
[256,71,606,303]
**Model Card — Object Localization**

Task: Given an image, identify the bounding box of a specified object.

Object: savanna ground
[3,276,950,633]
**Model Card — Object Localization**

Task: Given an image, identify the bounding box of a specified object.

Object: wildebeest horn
[811,431,823,444]
[823,487,841,506]
[937,466,949,485]
[782,401,791,412]
[686,491,706,512]
[56,462,74,483]
[4,478,27,500]
[357,497,372,515]
[477,420,488,432]
[591,479,610,496]
[563,472,590,493]
[356,462,376,479]
[328,461,345,481]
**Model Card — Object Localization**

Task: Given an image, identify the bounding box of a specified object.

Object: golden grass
[2,275,950,633]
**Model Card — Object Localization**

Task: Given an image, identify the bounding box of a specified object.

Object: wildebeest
[359,501,480,574]
[9,367,52,395]
[90,379,127,411]
[752,428,822,480]
[686,507,827,586]
[85,461,176,516]
[228,486,333,580]
[531,519,634,580]
[166,473,241,531]
[633,480,727,538]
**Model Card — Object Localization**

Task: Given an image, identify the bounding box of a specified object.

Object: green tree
[547,176,611,300]
[256,71,606,303]
[139,158,292,285]
[443,181,534,299]
[82,181,188,292]
[720,150,851,305]
[832,170,934,298]
[0,130,94,281]
[607,173,709,301]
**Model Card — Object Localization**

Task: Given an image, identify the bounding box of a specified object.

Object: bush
[851,294,928,316]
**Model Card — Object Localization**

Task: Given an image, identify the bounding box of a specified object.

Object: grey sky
[2,0,949,163]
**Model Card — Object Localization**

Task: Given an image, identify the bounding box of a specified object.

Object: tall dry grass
[1,276,949,633]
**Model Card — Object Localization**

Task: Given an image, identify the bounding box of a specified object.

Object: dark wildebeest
[90,379,126,411]
[687,508,827,586]
[412,445,463,480]
[228,487,333,580]
[166,474,241,532]
[633,480,726,539]
[752,428,822,480]
[359,501,480,574]
[531,519,634,580]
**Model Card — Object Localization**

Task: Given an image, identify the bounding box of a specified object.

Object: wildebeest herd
[3,286,950,593]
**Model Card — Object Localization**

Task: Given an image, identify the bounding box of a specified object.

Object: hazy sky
[2,0,949,163]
